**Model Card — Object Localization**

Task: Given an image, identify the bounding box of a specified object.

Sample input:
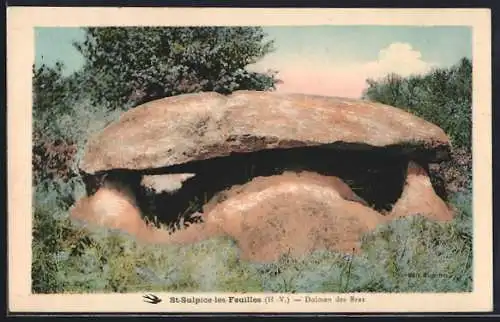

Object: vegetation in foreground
[33,177,472,293]
[32,27,473,293]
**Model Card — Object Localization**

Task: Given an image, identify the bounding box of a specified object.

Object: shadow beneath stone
[81,144,447,230]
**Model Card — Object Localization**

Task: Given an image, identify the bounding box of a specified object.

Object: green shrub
[363,58,472,150]
[32,178,87,293]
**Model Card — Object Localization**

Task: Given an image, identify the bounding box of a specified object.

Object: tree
[32,63,78,183]
[33,63,73,122]
[32,27,281,183]
[362,57,472,150]
[73,27,280,109]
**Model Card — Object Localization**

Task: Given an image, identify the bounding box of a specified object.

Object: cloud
[248,42,436,98]
[361,42,436,79]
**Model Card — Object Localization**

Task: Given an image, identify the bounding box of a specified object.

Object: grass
[32,176,473,294]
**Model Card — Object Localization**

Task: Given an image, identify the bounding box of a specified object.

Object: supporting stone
[388,161,454,222]
[202,171,385,262]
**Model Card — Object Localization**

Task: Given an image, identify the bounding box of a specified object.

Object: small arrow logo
[143,294,162,304]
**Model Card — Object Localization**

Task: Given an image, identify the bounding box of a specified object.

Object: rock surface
[70,182,208,244]
[70,182,152,239]
[198,171,385,262]
[388,161,454,222]
[80,91,451,174]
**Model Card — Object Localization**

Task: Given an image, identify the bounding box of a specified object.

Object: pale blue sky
[262,26,471,65]
[35,26,472,97]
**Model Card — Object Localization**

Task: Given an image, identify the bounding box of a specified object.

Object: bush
[32,97,122,184]
[32,178,88,293]
[362,58,472,150]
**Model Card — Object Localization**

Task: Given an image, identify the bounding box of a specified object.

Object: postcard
[7,7,492,313]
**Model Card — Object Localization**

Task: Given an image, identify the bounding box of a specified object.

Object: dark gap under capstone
[81,144,446,230]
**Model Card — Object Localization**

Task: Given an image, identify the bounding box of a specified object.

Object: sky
[35,26,472,98]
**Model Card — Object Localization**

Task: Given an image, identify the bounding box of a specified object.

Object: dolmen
[71,90,454,262]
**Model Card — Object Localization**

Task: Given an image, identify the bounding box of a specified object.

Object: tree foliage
[33,63,77,133]
[73,27,279,109]
[362,58,472,149]
[32,26,279,183]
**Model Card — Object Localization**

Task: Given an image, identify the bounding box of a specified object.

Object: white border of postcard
[7,7,492,313]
